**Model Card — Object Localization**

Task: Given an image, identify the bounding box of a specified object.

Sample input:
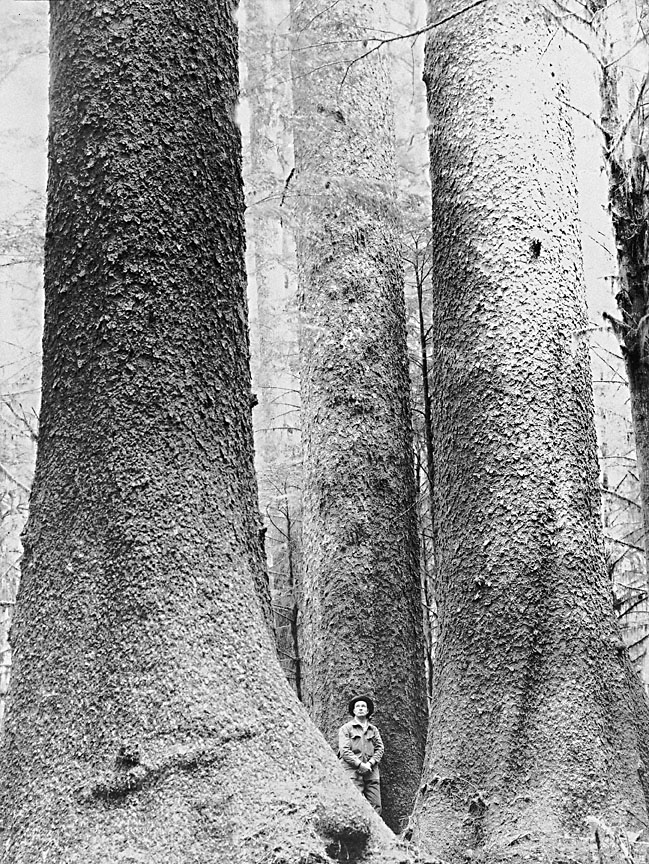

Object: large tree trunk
[408,2,649,860]
[0,3,403,861]
[290,0,427,833]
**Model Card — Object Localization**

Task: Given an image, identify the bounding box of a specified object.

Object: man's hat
[348,694,375,716]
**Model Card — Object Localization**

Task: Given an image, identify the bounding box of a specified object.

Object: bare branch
[556,94,607,136]
[543,4,604,67]
[339,0,489,89]
[0,462,30,494]
[604,532,646,552]
[609,72,649,153]
[602,487,642,508]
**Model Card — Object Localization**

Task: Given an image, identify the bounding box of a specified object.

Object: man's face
[353,701,368,718]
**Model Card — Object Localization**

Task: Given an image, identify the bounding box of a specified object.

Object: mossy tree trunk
[408,2,649,860]
[290,0,427,834]
[0,3,403,861]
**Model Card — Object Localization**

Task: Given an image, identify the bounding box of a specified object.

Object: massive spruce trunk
[408,2,649,860]
[290,0,427,833]
[0,3,404,861]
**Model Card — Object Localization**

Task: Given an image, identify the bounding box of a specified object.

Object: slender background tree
[241,0,304,694]
[0,0,47,734]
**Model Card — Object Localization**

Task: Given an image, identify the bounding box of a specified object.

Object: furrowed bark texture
[0,3,403,862]
[409,2,649,860]
[290,0,427,834]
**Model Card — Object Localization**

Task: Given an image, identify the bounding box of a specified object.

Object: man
[338,694,384,815]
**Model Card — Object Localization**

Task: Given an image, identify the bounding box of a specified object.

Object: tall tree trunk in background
[409,1,649,860]
[290,0,427,833]
[596,0,649,574]
[0,466,29,734]
[0,3,399,861]
[242,0,304,696]
[0,1,48,737]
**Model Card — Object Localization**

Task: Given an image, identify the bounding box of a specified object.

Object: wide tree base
[2,722,441,864]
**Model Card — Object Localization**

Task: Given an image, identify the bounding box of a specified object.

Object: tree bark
[290,0,427,833]
[0,3,402,861]
[409,1,649,860]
